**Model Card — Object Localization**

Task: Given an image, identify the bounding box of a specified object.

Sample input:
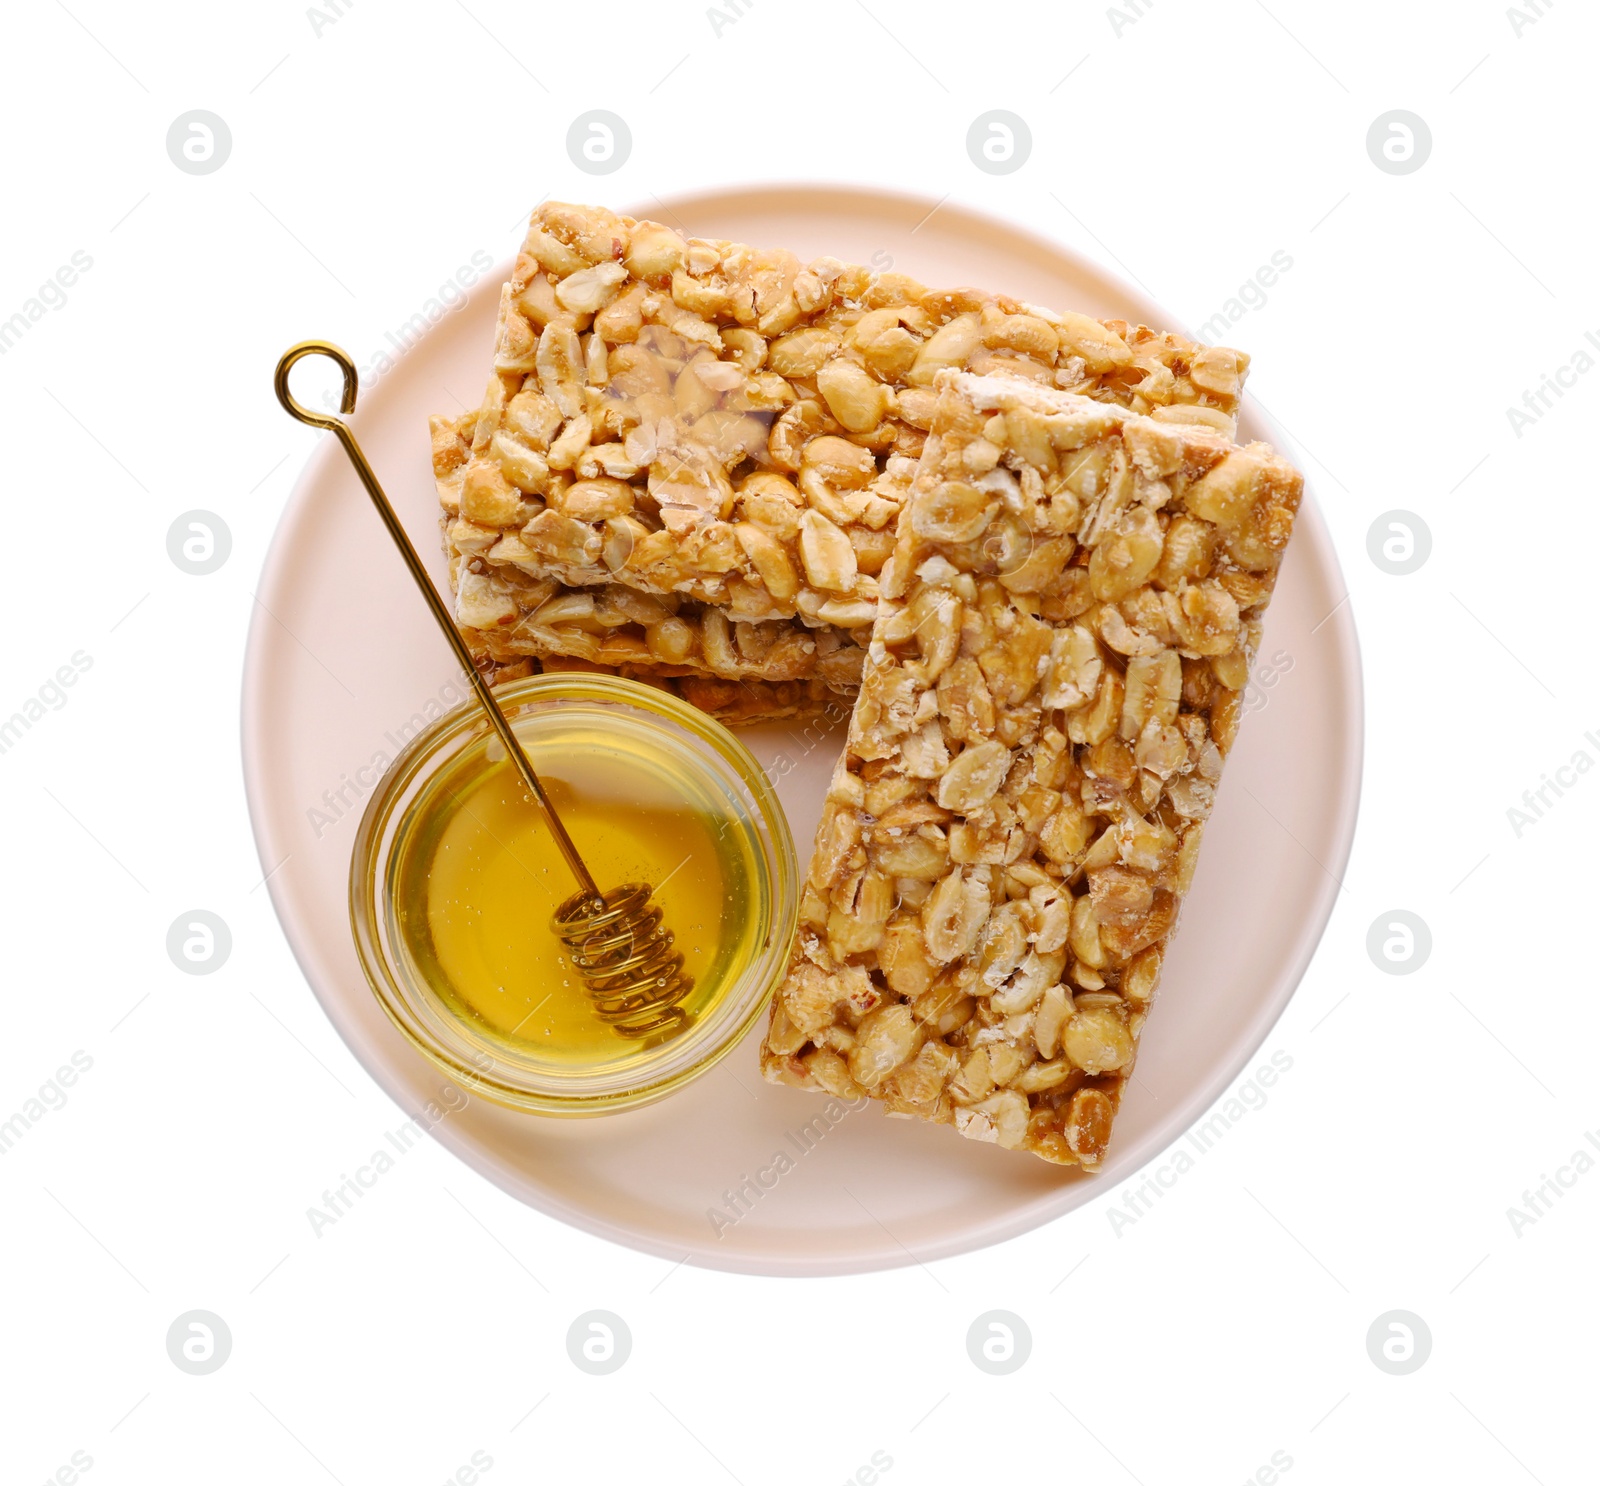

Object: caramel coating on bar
[476,652,849,729]
[759,371,1302,1167]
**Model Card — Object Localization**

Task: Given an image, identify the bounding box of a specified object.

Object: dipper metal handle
[274,342,692,1042]
[274,340,600,900]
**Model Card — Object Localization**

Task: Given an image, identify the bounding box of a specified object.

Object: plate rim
[241,182,1364,1276]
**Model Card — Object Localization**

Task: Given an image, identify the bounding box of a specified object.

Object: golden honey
[352,676,797,1113]
[393,715,756,1064]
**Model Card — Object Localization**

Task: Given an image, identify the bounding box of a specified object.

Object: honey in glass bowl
[351,674,798,1115]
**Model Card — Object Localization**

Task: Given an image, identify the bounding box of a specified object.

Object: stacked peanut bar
[758,371,1302,1167]
[432,202,1249,727]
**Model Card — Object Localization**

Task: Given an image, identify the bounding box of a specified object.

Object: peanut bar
[438,201,1251,702]
[758,370,1303,1168]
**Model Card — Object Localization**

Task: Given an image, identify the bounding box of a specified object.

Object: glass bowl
[350,673,798,1115]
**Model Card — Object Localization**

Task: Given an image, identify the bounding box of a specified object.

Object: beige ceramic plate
[242,184,1361,1275]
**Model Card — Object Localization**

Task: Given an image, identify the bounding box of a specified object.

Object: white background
[1,0,1591,1481]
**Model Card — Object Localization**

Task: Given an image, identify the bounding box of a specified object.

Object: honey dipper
[274,341,693,1041]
